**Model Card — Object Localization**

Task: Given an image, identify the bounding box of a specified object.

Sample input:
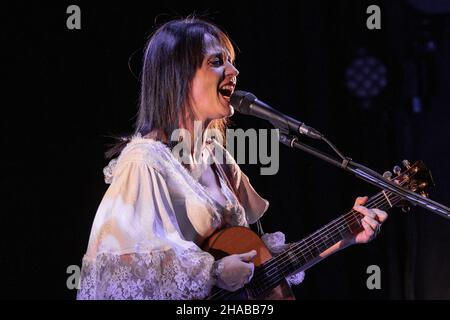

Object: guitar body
[202,226,295,300]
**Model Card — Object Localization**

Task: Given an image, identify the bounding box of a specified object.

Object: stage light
[345,49,387,105]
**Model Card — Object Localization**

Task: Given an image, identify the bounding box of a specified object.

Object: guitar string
[208,193,399,300]
[208,192,399,300]
[210,193,399,300]
[249,193,401,296]
[251,193,398,292]
[208,191,402,300]
[208,193,398,300]
[258,191,398,277]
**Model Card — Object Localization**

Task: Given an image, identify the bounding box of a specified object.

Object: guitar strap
[256,220,265,237]
[207,142,266,237]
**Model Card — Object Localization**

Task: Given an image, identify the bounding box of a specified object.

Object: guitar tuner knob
[402,206,411,213]
[383,171,393,179]
[402,160,411,169]
[393,166,402,175]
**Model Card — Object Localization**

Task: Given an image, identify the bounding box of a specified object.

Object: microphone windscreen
[230,90,257,114]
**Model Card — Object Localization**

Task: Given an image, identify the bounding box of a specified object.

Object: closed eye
[208,51,234,67]
[209,57,224,67]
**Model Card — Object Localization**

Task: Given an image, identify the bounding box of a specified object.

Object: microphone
[230,90,323,140]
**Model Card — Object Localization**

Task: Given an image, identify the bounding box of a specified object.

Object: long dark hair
[106,17,236,159]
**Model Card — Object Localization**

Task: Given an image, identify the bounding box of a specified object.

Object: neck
[183,119,211,161]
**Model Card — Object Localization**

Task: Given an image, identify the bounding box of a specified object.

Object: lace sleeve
[78,155,217,300]
[77,248,215,300]
[261,232,305,286]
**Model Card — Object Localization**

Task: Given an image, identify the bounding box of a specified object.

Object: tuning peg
[402,160,411,169]
[383,171,393,179]
[393,166,402,175]
[402,206,411,213]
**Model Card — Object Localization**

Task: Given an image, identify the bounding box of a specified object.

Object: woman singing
[77,17,387,300]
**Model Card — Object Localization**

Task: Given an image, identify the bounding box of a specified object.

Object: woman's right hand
[213,250,257,292]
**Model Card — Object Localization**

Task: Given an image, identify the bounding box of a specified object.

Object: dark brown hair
[106,17,235,158]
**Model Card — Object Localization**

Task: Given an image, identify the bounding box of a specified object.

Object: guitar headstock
[382,160,434,210]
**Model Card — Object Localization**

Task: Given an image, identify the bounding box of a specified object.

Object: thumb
[238,250,257,262]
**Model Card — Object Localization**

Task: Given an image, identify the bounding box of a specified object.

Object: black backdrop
[2,0,449,300]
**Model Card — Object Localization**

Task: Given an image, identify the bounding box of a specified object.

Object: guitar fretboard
[248,190,401,298]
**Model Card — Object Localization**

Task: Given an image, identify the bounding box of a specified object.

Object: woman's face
[190,38,239,122]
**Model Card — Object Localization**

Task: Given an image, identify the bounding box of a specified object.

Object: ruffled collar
[104,134,248,228]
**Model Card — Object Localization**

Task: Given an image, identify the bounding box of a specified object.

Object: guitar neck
[248,189,402,297]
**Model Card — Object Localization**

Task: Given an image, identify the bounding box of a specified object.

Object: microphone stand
[278,133,450,220]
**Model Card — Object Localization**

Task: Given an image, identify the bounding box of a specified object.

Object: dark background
[2,0,449,299]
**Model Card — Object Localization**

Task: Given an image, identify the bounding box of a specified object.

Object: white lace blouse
[77,136,303,300]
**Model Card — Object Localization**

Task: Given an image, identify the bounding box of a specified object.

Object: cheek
[194,74,220,99]
[205,71,221,93]
[190,81,214,115]
[191,80,203,102]
[191,67,224,112]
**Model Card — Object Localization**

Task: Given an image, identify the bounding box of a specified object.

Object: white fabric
[261,232,306,286]
[77,136,271,300]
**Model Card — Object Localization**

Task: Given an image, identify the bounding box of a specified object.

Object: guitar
[202,160,433,300]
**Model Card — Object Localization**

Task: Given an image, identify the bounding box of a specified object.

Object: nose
[225,61,239,79]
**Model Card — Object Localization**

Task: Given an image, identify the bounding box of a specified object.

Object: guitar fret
[382,190,393,207]
[247,188,407,299]
[287,250,300,266]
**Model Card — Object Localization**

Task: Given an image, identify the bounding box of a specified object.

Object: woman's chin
[215,98,234,118]
[220,103,234,118]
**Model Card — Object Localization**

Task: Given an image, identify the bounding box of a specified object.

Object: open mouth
[218,84,235,102]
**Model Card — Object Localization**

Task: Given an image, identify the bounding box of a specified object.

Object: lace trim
[261,232,305,286]
[261,232,287,254]
[211,259,224,284]
[286,269,305,285]
[104,135,249,229]
[77,249,215,300]
[103,158,117,184]
[216,173,248,228]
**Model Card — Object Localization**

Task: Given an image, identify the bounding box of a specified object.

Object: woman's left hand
[349,196,388,244]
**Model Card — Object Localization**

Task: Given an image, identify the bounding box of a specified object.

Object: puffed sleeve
[77,157,216,300]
